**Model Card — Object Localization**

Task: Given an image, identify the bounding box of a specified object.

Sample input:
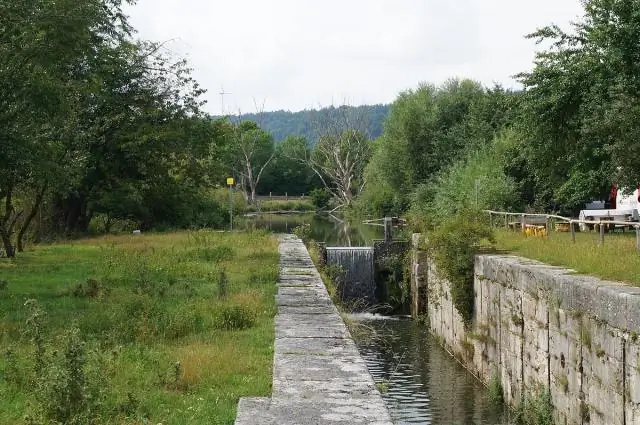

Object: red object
[610,185,618,209]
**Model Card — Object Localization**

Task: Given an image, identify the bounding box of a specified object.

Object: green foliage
[292,223,313,244]
[217,268,229,299]
[375,252,411,313]
[428,209,494,326]
[359,79,518,218]
[411,130,519,223]
[487,369,504,406]
[512,390,555,425]
[309,188,332,210]
[215,304,257,331]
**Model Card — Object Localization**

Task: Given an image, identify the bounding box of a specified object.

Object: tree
[214,119,275,204]
[0,0,135,256]
[515,0,640,212]
[356,79,516,217]
[258,136,320,196]
[287,105,373,207]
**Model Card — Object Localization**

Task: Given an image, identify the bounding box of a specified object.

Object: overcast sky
[124,0,584,115]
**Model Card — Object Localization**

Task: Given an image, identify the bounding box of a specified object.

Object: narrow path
[235,234,392,425]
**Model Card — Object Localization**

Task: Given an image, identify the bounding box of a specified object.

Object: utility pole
[220,86,232,115]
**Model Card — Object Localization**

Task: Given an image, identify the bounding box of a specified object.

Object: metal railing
[484,209,640,250]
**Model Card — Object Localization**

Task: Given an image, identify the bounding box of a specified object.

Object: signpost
[227,177,234,231]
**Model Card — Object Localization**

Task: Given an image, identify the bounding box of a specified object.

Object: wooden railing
[484,209,640,250]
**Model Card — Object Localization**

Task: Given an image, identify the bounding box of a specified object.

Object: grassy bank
[246,198,315,213]
[495,229,640,285]
[0,230,279,425]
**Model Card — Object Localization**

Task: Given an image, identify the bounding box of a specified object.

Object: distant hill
[219,104,390,142]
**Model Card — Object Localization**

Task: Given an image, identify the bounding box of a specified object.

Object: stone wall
[411,233,640,425]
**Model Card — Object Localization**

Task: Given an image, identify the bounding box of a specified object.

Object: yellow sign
[226,177,234,186]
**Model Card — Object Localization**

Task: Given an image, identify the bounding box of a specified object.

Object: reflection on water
[350,316,507,425]
[239,213,386,246]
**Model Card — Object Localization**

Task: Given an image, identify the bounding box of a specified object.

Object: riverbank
[495,229,640,286]
[0,230,278,424]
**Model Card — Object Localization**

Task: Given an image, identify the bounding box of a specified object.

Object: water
[326,247,375,303]
[349,315,507,425]
[239,213,385,246]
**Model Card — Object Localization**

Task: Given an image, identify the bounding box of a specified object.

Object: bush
[410,131,518,225]
[512,390,555,425]
[215,304,256,331]
[428,208,494,327]
[309,188,331,210]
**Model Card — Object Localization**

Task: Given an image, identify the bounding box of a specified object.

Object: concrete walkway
[234,234,392,425]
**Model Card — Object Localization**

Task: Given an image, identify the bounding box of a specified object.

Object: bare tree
[224,100,276,204]
[289,104,372,207]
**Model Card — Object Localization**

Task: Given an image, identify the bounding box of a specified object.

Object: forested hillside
[226,104,390,142]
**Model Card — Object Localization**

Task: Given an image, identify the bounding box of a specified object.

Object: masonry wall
[411,233,640,425]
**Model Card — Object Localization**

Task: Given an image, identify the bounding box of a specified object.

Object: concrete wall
[410,233,640,425]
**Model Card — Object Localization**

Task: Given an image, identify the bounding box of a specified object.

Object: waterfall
[326,247,375,307]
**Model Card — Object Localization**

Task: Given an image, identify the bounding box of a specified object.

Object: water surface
[349,316,507,425]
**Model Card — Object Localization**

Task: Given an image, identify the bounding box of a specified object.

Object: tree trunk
[0,230,15,258]
[17,182,48,252]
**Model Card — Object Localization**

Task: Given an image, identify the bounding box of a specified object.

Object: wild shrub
[511,390,555,425]
[0,279,8,291]
[193,244,235,263]
[292,223,312,244]
[487,368,504,406]
[215,305,256,330]
[309,188,331,210]
[72,278,109,299]
[217,268,229,299]
[428,208,494,327]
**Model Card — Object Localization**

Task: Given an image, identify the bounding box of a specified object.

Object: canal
[245,213,510,424]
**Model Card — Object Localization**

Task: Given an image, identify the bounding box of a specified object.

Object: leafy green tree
[357,79,516,218]
[516,0,640,212]
[0,0,135,255]
[258,136,320,196]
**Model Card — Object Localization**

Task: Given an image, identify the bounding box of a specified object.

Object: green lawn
[0,230,279,425]
[494,229,640,285]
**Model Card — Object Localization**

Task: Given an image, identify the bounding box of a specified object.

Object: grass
[0,229,279,425]
[494,229,640,285]
[245,199,315,213]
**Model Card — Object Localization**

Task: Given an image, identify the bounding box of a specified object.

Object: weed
[487,369,504,406]
[376,381,389,393]
[72,277,109,298]
[217,268,229,299]
[511,389,555,425]
[428,208,494,328]
[0,279,7,291]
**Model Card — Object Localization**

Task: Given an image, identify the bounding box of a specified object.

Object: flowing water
[349,315,508,425]
[243,213,509,424]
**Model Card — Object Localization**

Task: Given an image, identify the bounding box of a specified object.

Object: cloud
[124,0,584,114]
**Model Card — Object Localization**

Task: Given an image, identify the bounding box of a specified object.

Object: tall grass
[495,230,640,285]
[0,230,278,425]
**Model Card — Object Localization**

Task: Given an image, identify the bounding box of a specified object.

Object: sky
[124,0,585,115]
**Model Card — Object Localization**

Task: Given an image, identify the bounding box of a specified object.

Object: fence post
[489,212,493,228]
[636,226,640,252]
[599,222,605,246]
[545,217,550,236]
[521,214,526,234]
[571,221,576,243]
[504,213,508,230]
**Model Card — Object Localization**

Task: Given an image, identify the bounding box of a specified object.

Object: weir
[325,247,375,305]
